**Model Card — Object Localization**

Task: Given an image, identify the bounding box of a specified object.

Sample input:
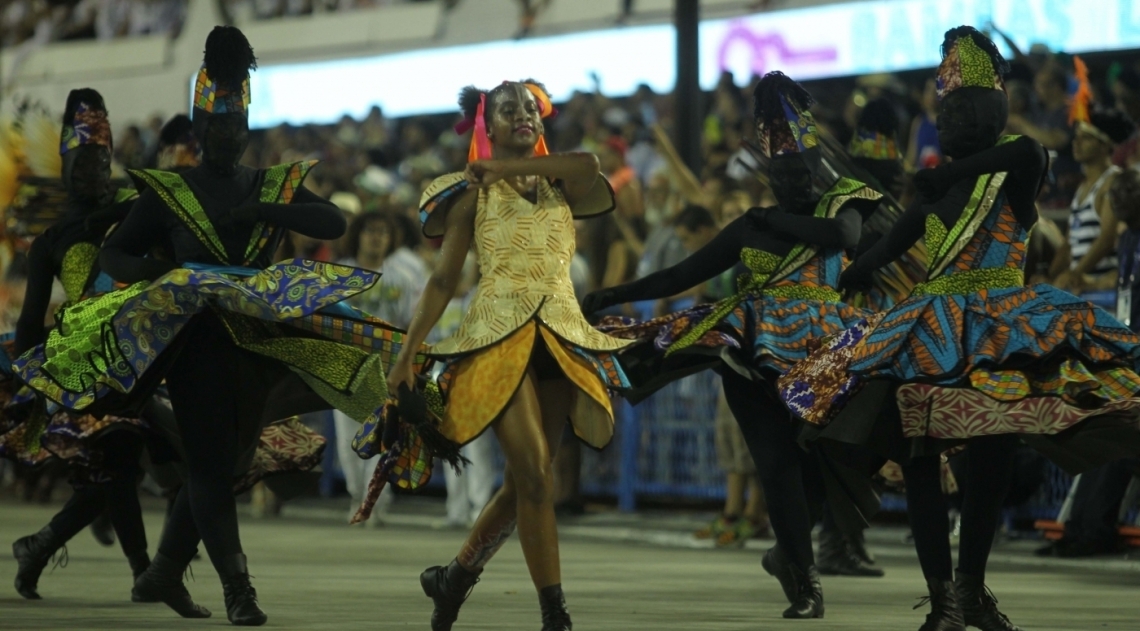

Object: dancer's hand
[838,263,873,293]
[581,288,620,317]
[465,160,506,187]
[913,166,953,203]
[387,358,416,395]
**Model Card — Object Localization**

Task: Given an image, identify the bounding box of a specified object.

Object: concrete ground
[1,499,1138,631]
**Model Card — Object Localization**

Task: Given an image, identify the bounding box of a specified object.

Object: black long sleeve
[14,237,56,355]
[849,202,927,275]
[100,190,177,284]
[917,136,1047,229]
[608,215,745,303]
[255,186,345,240]
[935,136,1042,186]
[765,207,863,250]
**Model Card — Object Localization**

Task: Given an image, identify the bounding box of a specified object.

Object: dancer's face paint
[65,145,113,205]
[487,84,544,156]
[202,113,250,176]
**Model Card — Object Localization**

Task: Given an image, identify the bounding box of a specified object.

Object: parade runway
[1,500,1138,630]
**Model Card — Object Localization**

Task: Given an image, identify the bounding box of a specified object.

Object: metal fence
[577,375,1076,523]
[317,373,1078,525]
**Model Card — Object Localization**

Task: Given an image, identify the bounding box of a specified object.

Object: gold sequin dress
[418,173,632,448]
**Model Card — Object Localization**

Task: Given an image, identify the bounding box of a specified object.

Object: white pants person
[333,410,392,522]
[444,432,497,526]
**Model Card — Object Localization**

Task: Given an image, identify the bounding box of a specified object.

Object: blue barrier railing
[317,369,1077,524]
[579,374,1075,522]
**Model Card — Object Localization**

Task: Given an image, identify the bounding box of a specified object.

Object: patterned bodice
[744,245,848,301]
[916,170,1026,295]
[421,174,630,356]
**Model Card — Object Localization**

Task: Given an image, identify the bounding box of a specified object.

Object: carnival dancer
[778,27,1140,631]
[848,98,906,202]
[814,96,912,578]
[2,88,153,601]
[379,80,629,631]
[11,26,388,626]
[582,72,884,619]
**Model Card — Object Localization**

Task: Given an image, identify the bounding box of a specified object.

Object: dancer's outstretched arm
[760,207,863,250]
[224,187,346,240]
[14,237,55,355]
[582,215,742,315]
[840,203,927,291]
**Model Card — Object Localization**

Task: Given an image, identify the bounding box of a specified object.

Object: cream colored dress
[419,173,632,448]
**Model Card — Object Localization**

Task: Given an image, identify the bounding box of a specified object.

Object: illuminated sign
[248,0,1140,128]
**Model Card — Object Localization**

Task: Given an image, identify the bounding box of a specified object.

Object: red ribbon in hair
[456,83,558,163]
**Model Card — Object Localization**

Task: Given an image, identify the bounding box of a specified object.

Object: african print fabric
[779,168,1140,442]
[598,179,876,390]
[14,259,381,412]
[234,417,327,495]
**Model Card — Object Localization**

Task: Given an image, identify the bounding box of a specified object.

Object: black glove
[581,287,622,317]
[913,166,953,203]
[838,262,873,293]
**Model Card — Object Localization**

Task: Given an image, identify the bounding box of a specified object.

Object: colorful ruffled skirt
[12,259,389,421]
[1,338,327,489]
[778,284,1140,471]
[598,294,871,397]
[0,333,146,476]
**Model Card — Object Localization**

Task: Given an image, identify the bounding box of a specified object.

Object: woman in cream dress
[385,80,630,631]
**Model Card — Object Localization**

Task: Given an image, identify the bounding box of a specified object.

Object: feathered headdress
[454,81,557,162]
[935,26,1008,101]
[193,26,257,119]
[59,88,111,155]
[1068,55,1092,126]
[157,114,200,170]
[847,98,900,161]
[1066,55,1135,145]
[752,71,819,158]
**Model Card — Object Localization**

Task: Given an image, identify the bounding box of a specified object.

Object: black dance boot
[126,550,156,602]
[916,578,966,631]
[817,529,884,578]
[12,526,65,599]
[761,545,796,604]
[132,551,212,618]
[849,528,876,565]
[782,564,825,619]
[421,559,482,631]
[539,584,572,631]
[219,554,267,626]
[955,571,1021,631]
[90,512,116,547]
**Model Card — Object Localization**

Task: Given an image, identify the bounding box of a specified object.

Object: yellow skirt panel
[439,322,616,449]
